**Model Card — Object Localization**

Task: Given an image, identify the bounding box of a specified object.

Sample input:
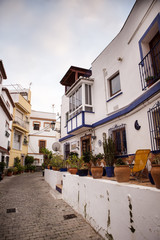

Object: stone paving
[0,172,104,240]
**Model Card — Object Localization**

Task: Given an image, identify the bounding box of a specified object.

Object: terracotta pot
[151,164,160,189]
[68,168,78,174]
[91,166,103,179]
[52,167,57,170]
[7,172,13,176]
[114,165,131,182]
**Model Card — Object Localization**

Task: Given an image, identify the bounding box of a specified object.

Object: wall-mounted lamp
[51,121,55,130]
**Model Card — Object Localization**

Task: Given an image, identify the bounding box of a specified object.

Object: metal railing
[148,101,160,151]
[139,40,160,90]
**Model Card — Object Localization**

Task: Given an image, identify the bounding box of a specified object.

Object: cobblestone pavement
[0,172,104,240]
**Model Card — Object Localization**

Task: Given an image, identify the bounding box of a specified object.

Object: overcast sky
[0,0,136,115]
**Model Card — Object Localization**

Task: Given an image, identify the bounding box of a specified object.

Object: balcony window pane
[69,96,72,113]
[72,93,75,111]
[85,84,92,105]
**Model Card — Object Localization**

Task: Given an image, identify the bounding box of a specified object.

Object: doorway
[81,135,91,156]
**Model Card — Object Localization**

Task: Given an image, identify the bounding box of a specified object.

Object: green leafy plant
[90,152,98,167]
[13,167,18,174]
[103,136,116,167]
[82,151,91,163]
[115,158,127,166]
[50,154,64,169]
[14,157,21,168]
[41,148,53,167]
[0,162,6,173]
[7,168,14,173]
[66,153,79,168]
[152,156,160,165]
[25,155,34,166]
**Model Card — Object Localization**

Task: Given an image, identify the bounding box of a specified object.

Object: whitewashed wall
[45,170,160,240]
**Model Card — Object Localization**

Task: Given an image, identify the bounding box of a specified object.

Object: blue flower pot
[59,168,67,172]
[78,169,88,176]
[105,166,114,177]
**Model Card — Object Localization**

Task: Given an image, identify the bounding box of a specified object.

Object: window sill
[107,91,123,103]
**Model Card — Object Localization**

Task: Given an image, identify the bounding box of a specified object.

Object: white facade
[28,110,61,165]
[45,170,160,240]
[60,0,160,159]
[0,61,14,167]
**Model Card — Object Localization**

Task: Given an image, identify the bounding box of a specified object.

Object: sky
[0,0,136,115]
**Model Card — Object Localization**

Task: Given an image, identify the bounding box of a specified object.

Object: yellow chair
[131,149,151,181]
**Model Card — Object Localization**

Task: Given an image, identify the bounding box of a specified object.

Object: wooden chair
[131,149,151,181]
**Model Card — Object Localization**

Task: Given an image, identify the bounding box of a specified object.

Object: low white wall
[44,169,67,190]
[45,170,160,240]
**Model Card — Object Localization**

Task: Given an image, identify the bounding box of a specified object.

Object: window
[44,122,50,131]
[109,73,121,97]
[85,84,92,105]
[64,143,70,160]
[111,126,127,155]
[65,112,69,125]
[39,140,46,153]
[13,130,22,150]
[148,101,160,151]
[33,122,40,130]
[138,14,160,90]
[69,86,82,113]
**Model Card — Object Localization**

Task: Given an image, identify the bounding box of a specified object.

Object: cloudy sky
[0,0,136,115]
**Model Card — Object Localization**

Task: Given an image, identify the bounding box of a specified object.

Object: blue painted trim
[139,13,160,61]
[107,91,123,103]
[60,82,159,142]
[59,134,74,142]
[92,81,160,128]
[82,111,85,125]
[68,124,92,134]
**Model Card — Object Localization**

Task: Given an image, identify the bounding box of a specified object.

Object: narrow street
[0,172,103,240]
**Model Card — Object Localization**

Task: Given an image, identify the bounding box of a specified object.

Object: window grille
[148,101,160,151]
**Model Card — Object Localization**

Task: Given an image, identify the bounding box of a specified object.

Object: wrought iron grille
[148,101,160,151]
[139,40,160,90]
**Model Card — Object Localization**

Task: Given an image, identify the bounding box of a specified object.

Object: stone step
[49,189,62,200]
[56,184,63,194]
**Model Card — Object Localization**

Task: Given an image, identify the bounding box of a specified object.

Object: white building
[28,110,60,166]
[0,60,15,167]
[59,0,160,160]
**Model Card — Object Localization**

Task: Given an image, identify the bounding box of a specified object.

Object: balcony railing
[13,116,29,131]
[139,40,160,90]
[67,110,94,134]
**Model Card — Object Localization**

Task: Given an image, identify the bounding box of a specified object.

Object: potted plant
[50,154,64,171]
[77,157,88,177]
[151,156,160,189]
[103,136,115,177]
[7,168,13,176]
[66,153,78,174]
[114,158,131,182]
[13,167,18,175]
[90,152,103,179]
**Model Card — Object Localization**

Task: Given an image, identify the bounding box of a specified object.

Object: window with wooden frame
[39,140,46,153]
[109,72,121,97]
[33,121,40,130]
[112,127,127,155]
[44,122,51,131]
